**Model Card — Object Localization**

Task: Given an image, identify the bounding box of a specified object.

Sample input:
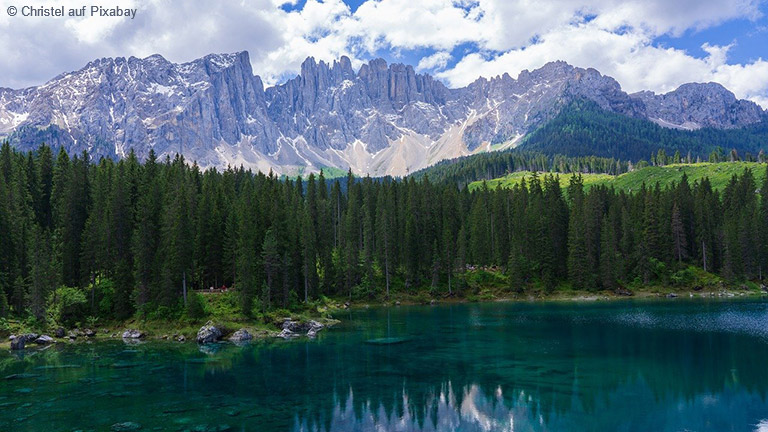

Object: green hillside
[470,161,768,193]
[468,171,614,191]
[519,100,768,162]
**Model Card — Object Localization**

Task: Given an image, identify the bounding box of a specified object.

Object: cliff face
[1,52,764,176]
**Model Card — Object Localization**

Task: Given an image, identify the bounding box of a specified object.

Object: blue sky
[655,12,768,64]
[1,0,766,107]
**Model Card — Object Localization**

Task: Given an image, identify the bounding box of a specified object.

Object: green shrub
[91,278,115,318]
[146,305,180,322]
[85,315,99,329]
[47,286,88,327]
[185,293,208,319]
[670,267,696,287]
[0,290,8,318]
[206,291,241,318]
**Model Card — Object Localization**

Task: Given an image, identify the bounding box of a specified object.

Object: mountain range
[1,51,765,176]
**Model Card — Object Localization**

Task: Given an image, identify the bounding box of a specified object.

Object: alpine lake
[3,299,768,431]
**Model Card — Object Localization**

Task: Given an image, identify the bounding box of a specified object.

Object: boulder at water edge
[229,329,252,343]
[277,328,299,339]
[122,329,145,339]
[10,333,39,350]
[307,321,324,338]
[34,335,54,345]
[196,321,222,344]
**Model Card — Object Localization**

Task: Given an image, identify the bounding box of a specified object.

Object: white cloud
[0,0,765,108]
[417,51,452,71]
[434,22,768,108]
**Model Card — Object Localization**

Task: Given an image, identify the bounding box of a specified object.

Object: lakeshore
[3,277,765,351]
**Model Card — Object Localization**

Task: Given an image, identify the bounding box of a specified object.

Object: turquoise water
[3,300,768,431]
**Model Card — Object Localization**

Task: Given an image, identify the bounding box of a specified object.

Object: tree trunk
[90,273,96,312]
[182,271,187,307]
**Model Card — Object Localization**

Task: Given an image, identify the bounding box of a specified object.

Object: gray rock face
[2,53,764,177]
[196,321,222,344]
[121,329,145,339]
[631,83,766,129]
[228,329,252,342]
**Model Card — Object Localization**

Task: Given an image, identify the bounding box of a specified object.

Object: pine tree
[671,203,687,263]
[27,225,58,320]
[261,228,281,310]
[567,174,590,288]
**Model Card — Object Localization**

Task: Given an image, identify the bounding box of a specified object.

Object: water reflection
[294,379,768,432]
[3,300,768,431]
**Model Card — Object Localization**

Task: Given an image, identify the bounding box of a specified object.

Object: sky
[0,0,767,107]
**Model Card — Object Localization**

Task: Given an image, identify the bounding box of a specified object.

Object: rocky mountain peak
[1,52,765,177]
[632,81,766,129]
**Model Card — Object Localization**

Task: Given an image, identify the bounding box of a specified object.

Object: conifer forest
[0,143,766,323]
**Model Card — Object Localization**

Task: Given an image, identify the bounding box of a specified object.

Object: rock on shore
[9,333,39,350]
[34,335,55,345]
[196,321,222,344]
[228,329,252,343]
[122,329,145,339]
[276,319,325,339]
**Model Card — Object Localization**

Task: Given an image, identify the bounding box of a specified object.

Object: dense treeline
[411,150,630,187]
[521,100,768,163]
[0,142,766,324]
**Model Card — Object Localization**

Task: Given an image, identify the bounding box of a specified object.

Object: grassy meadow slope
[469,162,767,193]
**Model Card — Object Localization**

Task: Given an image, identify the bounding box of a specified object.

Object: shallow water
[3,299,768,431]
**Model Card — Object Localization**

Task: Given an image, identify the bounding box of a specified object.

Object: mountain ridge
[1,51,765,176]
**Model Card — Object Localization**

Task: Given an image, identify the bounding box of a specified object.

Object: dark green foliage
[412,148,630,187]
[185,292,207,319]
[0,142,765,322]
[520,100,768,162]
[47,286,87,326]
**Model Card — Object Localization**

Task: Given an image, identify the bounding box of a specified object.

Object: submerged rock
[4,373,41,380]
[196,321,222,344]
[229,329,252,343]
[111,422,142,431]
[364,337,411,345]
[122,329,145,339]
[184,424,231,432]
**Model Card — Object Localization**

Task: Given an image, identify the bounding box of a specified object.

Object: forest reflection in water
[3,300,768,431]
